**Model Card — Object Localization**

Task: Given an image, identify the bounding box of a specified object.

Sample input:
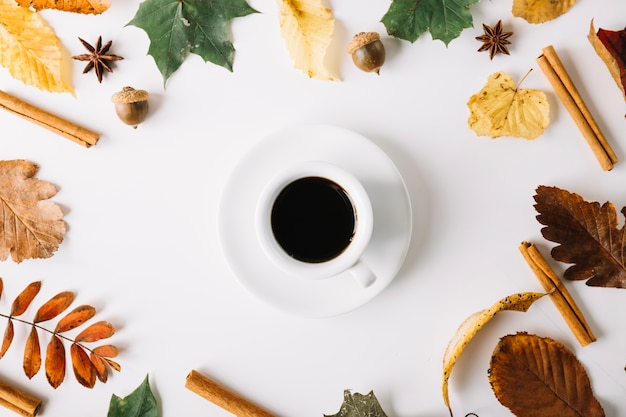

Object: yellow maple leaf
[16,0,109,14]
[276,0,336,80]
[468,71,550,140]
[0,0,73,93]
[512,0,577,24]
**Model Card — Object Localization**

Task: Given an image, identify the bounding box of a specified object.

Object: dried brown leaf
[90,353,108,383]
[34,291,75,323]
[15,0,110,14]
[11,281,41,316]
[75,321,114,343]
[490,332,605,416]
[45,335,66,389]
[0,161,66,263]
[0,277,4,299]
[512,0,577,24]
[0,320,14,358]
[55,305,96,333]
[92,344,118,358]
[105,358,121,372]
[23,326,41,379]
[70,343,96,388]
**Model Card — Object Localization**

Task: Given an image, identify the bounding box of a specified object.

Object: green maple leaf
[324,390,389,417]
[381,0,480,46]
[107,375,158,417]
[127,0,258,84]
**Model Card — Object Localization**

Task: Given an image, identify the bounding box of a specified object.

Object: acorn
[347,32,386,74]
[111,86,149,128]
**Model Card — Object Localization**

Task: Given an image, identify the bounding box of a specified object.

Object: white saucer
[217,124,412,317]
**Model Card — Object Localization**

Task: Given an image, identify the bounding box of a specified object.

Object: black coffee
[271,177,356,263]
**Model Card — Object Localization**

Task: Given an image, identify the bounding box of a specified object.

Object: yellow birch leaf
[276,0,335,80]
[512,0,577,24]
[468,71,550,140]
[16,0,109,14]
[0,0,73,93]
[442,292,546,416]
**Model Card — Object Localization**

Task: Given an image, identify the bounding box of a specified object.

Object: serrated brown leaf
[76,321,114,343]
[11,281,41,316]
[70,343,96,388]
[45,335,66,388]
[0,320,14,358]
[534,185,626,288]
[55,305,96,333]
[490,332,605,416]
[0,161,67,262]
[15,0,110,14]
[23,326,41,379]
[34,291,75,323]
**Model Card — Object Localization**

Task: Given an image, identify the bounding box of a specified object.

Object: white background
[1,0,625,416]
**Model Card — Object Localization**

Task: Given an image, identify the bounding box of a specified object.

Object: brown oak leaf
[0,160,66,263]
[534,185,626,288]
[490,332,605,416]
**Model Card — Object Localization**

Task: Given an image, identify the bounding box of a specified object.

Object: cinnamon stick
[537,45,617,171]
[519,241,596,346]
[0,379,41,417]
[0,89,99,148]
[185,370,276,417]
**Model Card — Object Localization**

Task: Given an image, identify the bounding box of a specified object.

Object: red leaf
[0,320,14,358]
[55,305,96,333]
[45,335,66,389]
[70,343,96,388]
[11,281,41,316]
[75,321,114,343]
[34,291,75,323]
[23,327,41,379]
[597,26,626,99]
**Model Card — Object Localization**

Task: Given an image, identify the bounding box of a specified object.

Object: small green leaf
[324,390,388,417]
[107,374,158,417]
[381,0,480,46]
[127,0,258,84]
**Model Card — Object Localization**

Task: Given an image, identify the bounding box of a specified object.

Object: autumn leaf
[33,291,75,323]
[46,336,66,388]
[70,343,96,388]
[467,71,550,140]
[127,0,258,84]
[512,0,577,24]
[490,333,605,416]
[0,0,73,93]
[588,20,626,104]
[107,375,158,417]
[76,321,115,343]
[15,0,109,14]
[0,161,67,263]
[324,390,388,417]
[11,281,41,316]
[381,0,480,46]
[442,292,546,416]
[534,185,626,289]
[23,326,41,379]
[277,0,335,80]
[55,305,96,333]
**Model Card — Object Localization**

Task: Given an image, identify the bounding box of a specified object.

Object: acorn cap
[111,86,149,104]
[347,32,381,54]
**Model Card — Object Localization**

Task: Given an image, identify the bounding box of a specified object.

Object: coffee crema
[270,177,356,263]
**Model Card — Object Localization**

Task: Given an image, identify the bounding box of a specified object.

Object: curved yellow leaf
[442,292,546,416]
[276,0,335,80]
[16,0,109,14]
[468,71,550,140]
[512,0,577,24]
[0,0,73,93]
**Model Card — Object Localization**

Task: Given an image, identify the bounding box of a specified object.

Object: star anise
[476,20,513,60]
[72,36,124,83]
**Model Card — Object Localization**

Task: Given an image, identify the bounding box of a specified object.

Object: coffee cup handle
[347,259,376,288]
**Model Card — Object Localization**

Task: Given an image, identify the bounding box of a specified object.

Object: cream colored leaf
[0,0,73,93]
[16,0,109,14]
[442,292,546,416]
[468,71,550,140]
[512,0,577,24]
[276,0,335,80]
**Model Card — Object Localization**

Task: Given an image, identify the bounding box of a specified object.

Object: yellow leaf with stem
[442,292,546,417]
[0,0,73,93]
[276,0,336,80]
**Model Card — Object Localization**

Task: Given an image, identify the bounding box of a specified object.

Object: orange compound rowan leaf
[76,321,114,343]
[45,335,65,389]
[70,343,96,388]
[11,281,41,317]
[34,291,75,323]
[23,326,41,379]
[0,320,14,358]
[90,345,120,383]
[55,305,96,333]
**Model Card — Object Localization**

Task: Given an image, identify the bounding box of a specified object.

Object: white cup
[255,161,375,287]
